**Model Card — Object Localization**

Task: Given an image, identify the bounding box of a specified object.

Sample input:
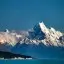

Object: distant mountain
[0,21,64,59]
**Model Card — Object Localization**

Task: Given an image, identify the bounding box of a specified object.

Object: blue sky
[0,0,64,31]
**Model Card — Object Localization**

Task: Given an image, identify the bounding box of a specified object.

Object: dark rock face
[29,24,45,40]
[59,35,64,42]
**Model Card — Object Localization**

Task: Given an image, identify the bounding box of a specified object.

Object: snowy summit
[0,21,64,47]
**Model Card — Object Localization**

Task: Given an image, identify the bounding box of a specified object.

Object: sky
[0,0,64,31]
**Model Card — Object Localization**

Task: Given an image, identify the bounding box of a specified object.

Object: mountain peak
[39,22,49,34]
[27,21,64,46]
[0,21,64,59]
[0,21,63,47]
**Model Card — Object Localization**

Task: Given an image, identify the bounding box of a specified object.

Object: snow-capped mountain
[28,22,64,46]
[0,21,64,47]
[0,21,64,59]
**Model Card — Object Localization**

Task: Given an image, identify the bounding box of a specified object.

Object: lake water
[0,59,64,64]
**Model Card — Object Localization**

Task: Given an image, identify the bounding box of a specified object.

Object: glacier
[0,21,64,59]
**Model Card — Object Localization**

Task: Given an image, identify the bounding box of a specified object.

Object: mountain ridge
[0,21,64,59]
[0,21,64,47]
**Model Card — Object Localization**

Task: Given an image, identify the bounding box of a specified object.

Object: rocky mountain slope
[0,21,64,59]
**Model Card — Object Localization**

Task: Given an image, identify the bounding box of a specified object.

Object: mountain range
[0,22,64,59]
